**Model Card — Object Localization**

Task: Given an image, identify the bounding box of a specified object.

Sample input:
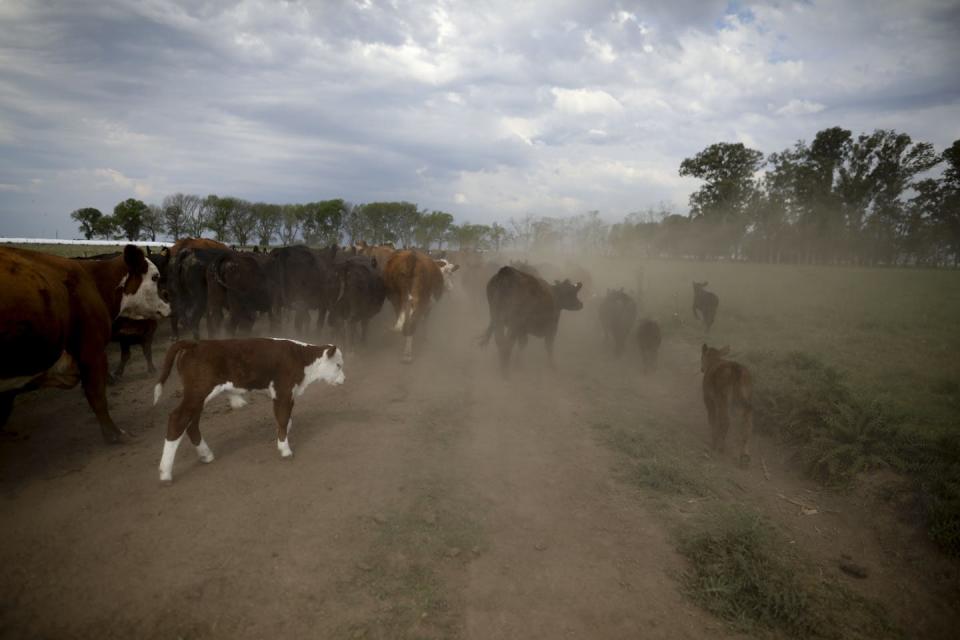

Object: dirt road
[1,295,956,638]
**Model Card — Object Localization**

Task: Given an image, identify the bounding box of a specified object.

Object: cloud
[0,0,958,236]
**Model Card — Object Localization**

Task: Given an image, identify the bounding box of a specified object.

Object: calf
[636,319,662,373]
[152,338,345,484]
[480,266,583,373]
[701,344,753,467]
[692,281,719,332]
[598,288,637,357]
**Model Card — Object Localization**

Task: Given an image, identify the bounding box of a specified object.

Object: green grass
[677,505,900,639]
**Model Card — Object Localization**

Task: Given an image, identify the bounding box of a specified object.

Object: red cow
[382,250,445,363]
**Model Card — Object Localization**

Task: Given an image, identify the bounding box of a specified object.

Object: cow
[598,288,637,357]
[165,238,230,339]
[0,245,170,442]
[382,249,445,363]
[329,255,386,348]
[479,266,583,373]
[205,250,275,336]
[269,245,340,336]
[167,247,227,339]
[701,344,753,468]
[356,241,396,274]
[112,317,158,379]
[152,338,345,484]
[636,318,662,373]
[692,281,719,332]
[434,258,460,292]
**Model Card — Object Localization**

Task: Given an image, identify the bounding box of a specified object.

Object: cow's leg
[495,327,515,374]
[273,396,294,458]
[159,400,197,483]
[703,394,717,449]
[186,413,214,464]
[0,391,19,439]
[80,353,126,443]
[544,332,557,370]
[714,396,730,453]
[359,318,370,346]
[114,340,132,379]
[142,339,156,375]
[401,334,414,364]
[737,402,754,468]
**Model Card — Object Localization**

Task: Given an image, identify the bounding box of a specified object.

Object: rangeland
[1,251,958,639]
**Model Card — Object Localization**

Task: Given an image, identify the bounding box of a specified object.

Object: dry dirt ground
[1,292,958,639]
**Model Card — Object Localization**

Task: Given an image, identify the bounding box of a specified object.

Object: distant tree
[162,193,191,240]
[353,201,421,246]
[112,198,148,241]
[178,194,205,238]
[70,207,112,240]
[679,142,764,224]
[508,214,534,250]
[414,210,454,249]
[279,204,303,245]
[252,202,282,247]
[450,223,491,250]
[203,194,234,242]
[141,204,165,241]
[228,199,256,247]
[301,199,345,246]
[488,222,508,252]
[933,139,960,266]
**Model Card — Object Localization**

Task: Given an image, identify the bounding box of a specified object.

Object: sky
[1,0,958,238]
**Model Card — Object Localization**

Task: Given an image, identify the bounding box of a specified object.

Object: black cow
[598,288,637,357]
[479,266,583,373]
[636,318,662,373]
[205,250,275,336]
[167,247,229,339]
[329,255,386,347]
[270,245,340,335]
[692,281,719,332]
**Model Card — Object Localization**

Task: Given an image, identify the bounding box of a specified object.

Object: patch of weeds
[630,459,710,496]
[677,505,900,639]
[799,399,905,485]
[930,377,959,397]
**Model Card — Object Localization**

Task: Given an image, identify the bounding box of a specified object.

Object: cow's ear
[575,281,583,291]
[451,263,460,273]
[324,345,338,358]
[123,244,148,275]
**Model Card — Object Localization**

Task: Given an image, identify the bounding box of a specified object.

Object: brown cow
[0,245,170,442]
[153,338,345,483]
[356,241,396,274]
[701,344,754,467]
[382,249,445,363]
[480,266,583,373]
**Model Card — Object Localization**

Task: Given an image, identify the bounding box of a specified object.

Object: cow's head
[693,281,708,293]
[304,345,345,387]
[119,245,171,319]
[435,259,460,291]
[552,279,584,311]
[701,343,730,372]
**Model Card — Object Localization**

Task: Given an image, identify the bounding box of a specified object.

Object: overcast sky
[1,0,958,238]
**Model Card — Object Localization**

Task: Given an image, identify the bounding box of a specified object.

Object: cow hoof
[280,451,294,459]
[102,428,130,445]
[107,373,119,386]
[401,354,413,364]
[199,453,215,464]
[159,476,173,486]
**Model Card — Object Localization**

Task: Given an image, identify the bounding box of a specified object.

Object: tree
[141,204,165,241]
[414,210,454,249]
[203,194,234,242]
[70,207,113,240]
[488,222,508,252]
[679,142,764,225]
[933,139,960,266]
[279,204,303,245]
[162,193,191,240]
[112,198,148,241]
[450,223,491,250]
[252,202,282,247]
[301,199,345,246]
[228,199,257,247]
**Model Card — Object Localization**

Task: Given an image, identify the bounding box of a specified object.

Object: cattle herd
[0,239,754,484]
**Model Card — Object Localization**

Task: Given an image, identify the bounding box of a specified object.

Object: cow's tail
[154,340,197,405]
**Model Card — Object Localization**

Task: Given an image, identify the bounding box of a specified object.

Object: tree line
[70,196,509,251]
[612,129,960,266]
[70,127,959,266]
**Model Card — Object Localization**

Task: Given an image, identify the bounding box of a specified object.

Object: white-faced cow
[0,245,170,442]
[383,249,446,363]
[480,266,583,374]
[152,338,345,484]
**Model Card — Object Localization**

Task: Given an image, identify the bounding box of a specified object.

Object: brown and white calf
[152,338,345,483]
